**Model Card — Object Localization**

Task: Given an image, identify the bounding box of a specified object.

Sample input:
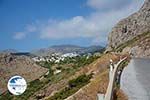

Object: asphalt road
[121,58,150,100]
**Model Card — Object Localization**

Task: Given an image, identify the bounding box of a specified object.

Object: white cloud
[40,16,101,39]
[86,0,132,10]
[26,24,37,32]
[13,32,26,40]
[39,0,144,45]
[13,24,37,40]
[14,0,144,45]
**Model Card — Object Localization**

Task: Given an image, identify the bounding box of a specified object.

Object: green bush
[68,74,91,88]
[49,74,92,100]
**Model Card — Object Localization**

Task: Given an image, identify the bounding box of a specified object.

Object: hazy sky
[0,0,144,51]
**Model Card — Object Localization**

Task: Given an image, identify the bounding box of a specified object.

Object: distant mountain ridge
[0,49,18,53]
[0,45,104,57]
[31,45,104,56]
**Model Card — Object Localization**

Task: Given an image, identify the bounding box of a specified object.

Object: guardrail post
[97,93,105,100]
[109,59,114,81]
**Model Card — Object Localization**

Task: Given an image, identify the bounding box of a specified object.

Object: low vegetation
[115,32,150,52]
[38,54,100,83]
[0,79,50,100]
[0,53,101,100]
[48,74,92,100]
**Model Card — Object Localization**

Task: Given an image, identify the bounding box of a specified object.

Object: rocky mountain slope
[115,32,150,58]
[0,53,48,94]
[32,45,103,56]
[0,49,18,53]
[107,0,150,58]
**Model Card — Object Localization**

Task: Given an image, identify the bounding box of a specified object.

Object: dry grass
[65,53,129,100]
[114,89,128,100]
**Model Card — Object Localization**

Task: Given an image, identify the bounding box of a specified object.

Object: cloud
[40,16,101,39]
[13,32,26,40]
[39,0,144,45]
[25,24,37,32]
[13,24,36,40]
[14,0,144,45]
[86,0,132,11]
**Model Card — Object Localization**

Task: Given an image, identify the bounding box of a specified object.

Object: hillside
[32,45,103,56]
[0,53,48,94]
[0,1,149,100]
[107,0,150,58]
[44,53,129,100]
[115,32,150,58]
[0,49,18,53]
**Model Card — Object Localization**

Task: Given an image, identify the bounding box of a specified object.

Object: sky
[0,0,144,51]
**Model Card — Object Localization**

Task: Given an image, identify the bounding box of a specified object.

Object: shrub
[49,74,92,100]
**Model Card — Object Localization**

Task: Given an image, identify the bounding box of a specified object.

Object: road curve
[104,57,127,100]
[121,58,150,100]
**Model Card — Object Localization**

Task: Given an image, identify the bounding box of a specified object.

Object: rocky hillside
[119,32,150,58]
[32,45,103,56]
[0,53,48,94]
[61,53,129,100]
[107,0,150,58]
[0,49,18,53]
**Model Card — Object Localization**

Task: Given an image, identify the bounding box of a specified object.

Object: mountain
[107,0,150,58]
[0,53,48,94]
[31,45,103,56]
[0,49,18,53]
[0,52,36,58]
[11,52,36,57]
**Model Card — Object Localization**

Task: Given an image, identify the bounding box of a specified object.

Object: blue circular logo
[7,75,27,95]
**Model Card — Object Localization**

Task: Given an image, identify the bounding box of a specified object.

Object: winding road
[121,58,150,100]
[104,57,127,100]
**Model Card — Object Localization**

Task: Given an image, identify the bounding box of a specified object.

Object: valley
[0,0,150,100]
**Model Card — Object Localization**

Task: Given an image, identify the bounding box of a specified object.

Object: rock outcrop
[0,53,48,94]
[107,0,150,58]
